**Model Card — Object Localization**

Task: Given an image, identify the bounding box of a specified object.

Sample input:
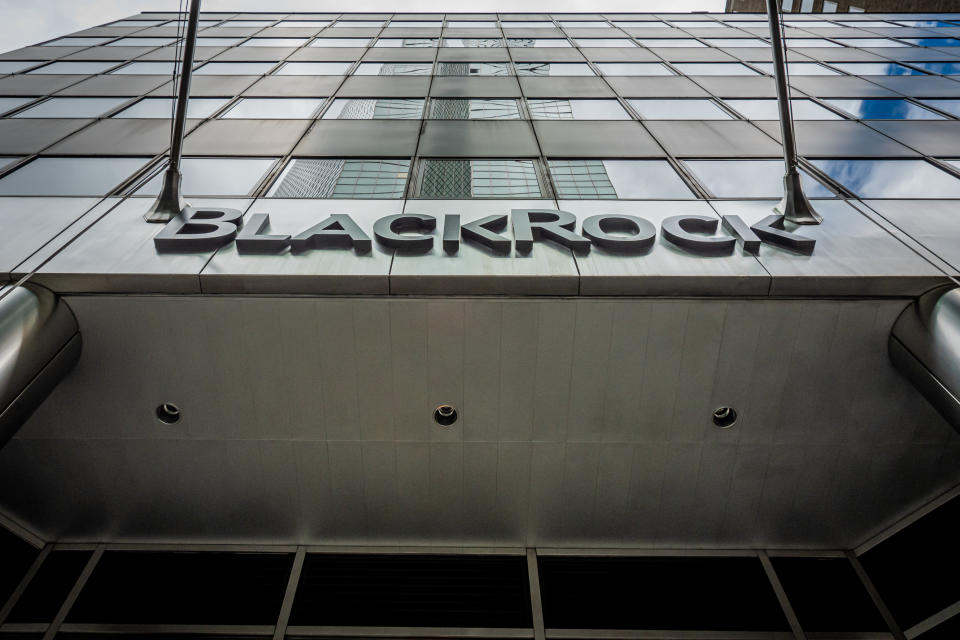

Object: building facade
[2,9,960,639]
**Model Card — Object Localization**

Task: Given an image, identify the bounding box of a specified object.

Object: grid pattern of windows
[549,160,617,198]
[270,159,410,198]
[419,160,541,198]
[430,99,521,120]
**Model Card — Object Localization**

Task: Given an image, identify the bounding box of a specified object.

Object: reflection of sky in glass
[908,62,960,75]
[113,97,228,119]
[240,38,309,47]
[673,63,760,76]
[900,38,960,46]
[309,38,370,47]
[946,160,960,172]
[753,62,840,75]
[506,39,570,47]
[354,62,432,76]
[828,62,925,75]
[786,38,842,47]
[893,21,956,27]
[835,38,909,47]
[223,98,325,119]
[705,38,768,47]
[0,97,36,114]
[603,160,695,198]
[919,99,960,117]
[724,98,843,120]
[0,61,39,74]
[276,62,352,75]
[824,98,945,119]
[13,97,126,118]
[0,157,149,195]
[811,159,960,198]
[684,160,834,198]
[596,63,673,76]
[636,39,707,47]
[576,39,637,47]
[630,99,731,119]
[517,63,595,76]
[29,61,116,75]
[529,99,630,119]
[195,62,276,75]
[0,157,19,171]
[136,158,276,197]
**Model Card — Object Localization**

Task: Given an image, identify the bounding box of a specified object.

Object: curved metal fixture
[0,285,81,450]
[890,286,960,432]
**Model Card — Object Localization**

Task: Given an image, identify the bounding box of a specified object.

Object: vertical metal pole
[766,0,822,225]
[144,0,202,223]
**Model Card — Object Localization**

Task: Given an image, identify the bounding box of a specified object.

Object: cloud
[0,0,724,54]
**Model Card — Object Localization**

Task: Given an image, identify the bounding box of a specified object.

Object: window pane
[436,62,509,76]
[446,21,498,28]
[113,97,227,118]
[824,98,946,119]
[389,21,442,28]
[269,158,410,198]
[506,38,570,47]
[724,98,843,120]
[559,21,611,28]
[684,160,833,198]
[516,62,595,76]
[670,21,718,28]
[0,157,149,195]
[443,38,504,47]
[196,37,244,46]
[195,62,276,75]
[595,62,673,76]
[908,62,960,75]
[29,61,116,74]
[629,98,731,119]
[919,99,960,117]
[110,61,179,75]
[241,38,309,47]
[136,158,276,196]
[704,38,769,47]
[528,99,630,120]
[636,38,706,47]
[752,62,841,75]
[275,20,331,28]
[550,159,694,199]
[276,62,352,75]
[43,37,112,46]
[900,38,960,46]
[219,20,274,27]
[419,159,541,198]
[0,60,40,73]
[0,157,20,171]
[334,20,384,27]
[811,159,960,198]
[613,21,669,28]
[575,39,637,47]
[222,98,325,119]
[835,38,909,47]
[0,97,36,114]
[110,20,166,27]
[323,98,423,119]
[12,97,127,118]
[829,62,926,75]
[105,37,176,47]
[787,38,843,47]
[374,38,438,47]
[894,20,955,27]
[354,62,432,76]
[673,62,761,75]
[310,38,371,47]
[501,21,555,28]
[430,98,520,119]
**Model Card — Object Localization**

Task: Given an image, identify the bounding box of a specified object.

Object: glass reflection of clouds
[683,160,834,198]
[828,62,925,75]
[811,159,960,198]
[919,99,960,117]
[824,98,946,120]
[900,38,960,47]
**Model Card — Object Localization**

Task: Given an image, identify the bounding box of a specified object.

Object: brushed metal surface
[861,200,960,275]
[0,295,956,547]
[0,198,103,280]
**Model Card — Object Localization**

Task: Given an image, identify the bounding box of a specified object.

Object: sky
[0,0,725,54]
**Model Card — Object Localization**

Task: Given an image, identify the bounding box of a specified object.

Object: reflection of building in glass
[527,99,575,119]
[419,160,541,198]
[430,98,520,119]
[270,159,409,198]
[726,0,954,10]
[548,160,617,198]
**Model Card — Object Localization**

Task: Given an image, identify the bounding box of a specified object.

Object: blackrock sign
[154,206,815,256]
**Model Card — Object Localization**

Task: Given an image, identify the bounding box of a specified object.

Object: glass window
[275,20,331,28]
[389,21,442,28]
[823,98,946,120]
[823,1,838,11]
[110,61,181,75]
[196,20,221,27]
[630,98,731,120]
[596,62,673,76]
[109,20,166,27]
[29,61,116,75]
[919,99,960,117]
[0,157,149,195]
[442,38,504,47]
[683,160,833,198]
[723,98,843,120]
[559,21,611,28]
[501,21,555,28]
[446,21,498,28]
[516,62,595,76]
[275,62,352,75]
[723,20,768,27]
[899,38,960,47]
[323,98,424,119]
[829,62,926,75]
[136,157,276,196]
[673,62,761,76]
[0,97,36,114]
[506,38,570,47]
[222,98,325,119]
[436,62,510,76]
[241,38,309,47]
[196,37,244,47]
[310,38,371,47]
[195,62,276,75]
[105,37,176,47]
[219,20,274,27]
[908,61,960,75]
[12,97,127,118]
[576,38,637,47]
[374,38,438,47]
[354,62,432,76]
[832,21,892,27]
[787,38,843,47]
[835,38,909,47]
[784,20,837,28]
[752,62,841,75]
[418,159,541,198]
[613,21,669,28]
[636,38,706,47]
[269,158,410,198]
[113,97,228,118]
[529,99,630,120]
[704,38,769,47]
[42,37,112,46]
[0,60,40,74]
[811,159,960,198]
[670,21,718,28]
[550,159,694,199]
[800,0,814,11]
[334,20,385,27]
[893,21,955,27]
[429,98,520,119]
[0,157,19,171]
